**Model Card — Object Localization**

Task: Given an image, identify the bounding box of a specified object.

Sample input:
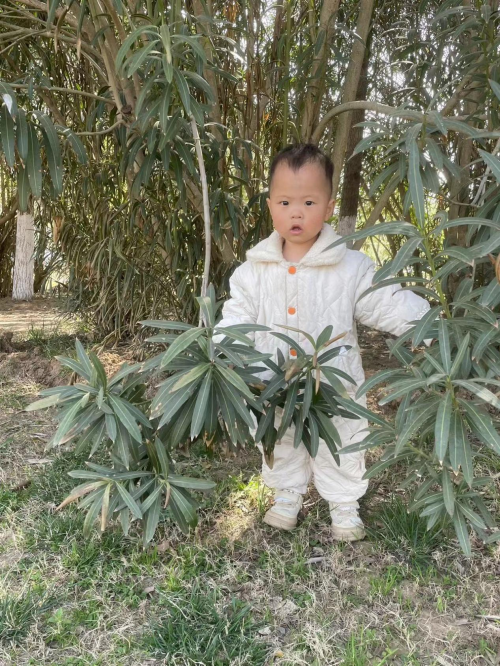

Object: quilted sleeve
[354,256,430,337]
[215,262,258,336]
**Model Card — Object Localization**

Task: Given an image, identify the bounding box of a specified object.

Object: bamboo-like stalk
[282,0,292,146]
[190,115,212,325]
[329,0,375,203]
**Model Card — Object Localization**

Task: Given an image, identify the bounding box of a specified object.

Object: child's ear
[327,199,335,218]
[266,197,271,210]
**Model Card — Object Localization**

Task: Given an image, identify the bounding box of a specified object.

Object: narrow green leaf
[323,221,420,253]
[171,483,198,518]
[141,484,163,513]
[167,474,216,490]
[0,105,15,167]
[452,510,471,557]
[144,493,162,544]
[434,391,452,463]
[171,363,210,392]
[449,334,470,379]
[320,366,349,398]
[454,380,500,410]
[105,413,117,442]
[115,482,143,519]
[50,395,89,448]
[173,68,191,114]
[379,378,431,405]
[160,327,205,369]
[34,111,63,195]
[47,0,61,27]
[214,326,255,347]
[438,319,451,374]
[108,394,142,443]
[472,328,498,362]
[17,164,30,212]
[408,137,425,225]
[308,413,320,457]
[363,453,410,479]
[460,399,500,455]
[160,23,172,63]
[277,379,300,440]
[457,503,487,530]
[355,368,400,399]
[337,397,388,427]
[75,417,106,455]
[169,397,195,447]
[83,487,105,537]
[26,124,42,197]
[216,364,255,402]
[25,394,62,411]
[0,83,17,116]
[59,126,87,164]
[411,306,441,347]
[154,436,170,477]
[479,149,500,183]
[190,370,212,440]
[442,469,455,517]
[216,374,255,431]
[395,402,437,455]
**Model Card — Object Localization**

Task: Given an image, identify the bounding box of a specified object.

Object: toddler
[217,144,429,540]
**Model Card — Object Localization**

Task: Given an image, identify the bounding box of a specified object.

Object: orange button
[290,349,297,357]
[288,307,296,315]
[288,266,296,274]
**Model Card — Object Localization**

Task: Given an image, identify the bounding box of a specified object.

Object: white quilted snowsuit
[217,223,429,502]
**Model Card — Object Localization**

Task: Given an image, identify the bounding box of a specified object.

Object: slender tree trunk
[337,43,370,242]
[329,0,375,203]
[12,212,35,301]
[301,0,340,142]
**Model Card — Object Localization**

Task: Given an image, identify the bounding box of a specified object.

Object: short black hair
[268,143,334,196]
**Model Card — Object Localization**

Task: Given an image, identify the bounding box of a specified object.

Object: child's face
[266,162,335,258]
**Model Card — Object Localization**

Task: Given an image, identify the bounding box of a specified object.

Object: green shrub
[27,287,361,545]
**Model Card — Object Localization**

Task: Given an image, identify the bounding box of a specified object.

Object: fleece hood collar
[246,222,347,267]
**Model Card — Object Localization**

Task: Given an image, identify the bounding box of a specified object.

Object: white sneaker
[263,489,303,531]
[329,502,365,541]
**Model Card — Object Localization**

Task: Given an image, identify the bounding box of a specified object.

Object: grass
[366,496,445,569]
[1,332,500,665]
[0,591,57,644]
[145,584,268,665]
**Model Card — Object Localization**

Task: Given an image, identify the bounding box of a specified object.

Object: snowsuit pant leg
[258,416,368,503]
[259,427,312,495]
[311,415,368,504]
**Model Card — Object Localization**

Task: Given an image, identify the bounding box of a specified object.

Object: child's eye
[280,201,289,206]
[305,201,314,206]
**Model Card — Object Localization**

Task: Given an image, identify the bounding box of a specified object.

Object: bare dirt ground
[0,297,77,336]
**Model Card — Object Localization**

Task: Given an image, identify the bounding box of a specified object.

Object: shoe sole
[263,511,297,531]
[331,525,365,542]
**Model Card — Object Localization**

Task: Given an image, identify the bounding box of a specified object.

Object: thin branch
[353,174,400,251]
[76,120,123,136]
[8,83,115,106]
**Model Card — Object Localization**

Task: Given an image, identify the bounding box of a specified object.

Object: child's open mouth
[290,225,303,235]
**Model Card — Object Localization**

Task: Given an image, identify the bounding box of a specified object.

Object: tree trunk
[301,0,341,142]
[329,0,375,203]
[337,43,370,242]
[12,212,34,301]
